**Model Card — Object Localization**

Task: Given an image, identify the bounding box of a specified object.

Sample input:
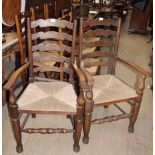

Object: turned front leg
[8,90,23,153]
[83,89,94,144]
[129,75,146,133]
[128,99,141,133]
[73,91,85,152]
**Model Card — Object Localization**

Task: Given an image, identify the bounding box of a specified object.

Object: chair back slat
[83,51,114,59]
[33,65,71,75]
[82,40,114,49]
[32,44,72,53]
[83,18,119,28]
[32,31,73,41]
[84,61,113,68]
[31,19,73,29]
[83,29,116,38]
[33,54,71,64]
[79,17,121,75]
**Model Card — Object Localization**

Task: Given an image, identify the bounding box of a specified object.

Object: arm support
[117,57,152,77]
[72,64,89,90]
[79,60,94,86]
[3,62,30,90]
[80,65,94,86]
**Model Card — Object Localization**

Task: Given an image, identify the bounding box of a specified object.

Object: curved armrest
[117,57,152,77]
[72,64,89,90]
[3,62,30,90]
[80,62,94,86]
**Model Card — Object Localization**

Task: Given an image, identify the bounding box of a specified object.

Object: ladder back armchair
[78,17,152,144]
[4,17,87,153]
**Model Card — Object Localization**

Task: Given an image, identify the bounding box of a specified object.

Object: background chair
[78,17,152,144]
[112,0,128,21]
[30,3,52,32]
[4,17,87,153]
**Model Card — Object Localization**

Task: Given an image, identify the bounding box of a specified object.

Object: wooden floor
[2,11,153,155]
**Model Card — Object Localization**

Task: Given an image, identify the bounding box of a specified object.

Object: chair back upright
[15,11,32,66]
[79,17,121,75]
[26,17,77,83]
[15,12,32,86]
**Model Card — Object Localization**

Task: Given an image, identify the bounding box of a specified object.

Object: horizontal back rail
[33,65,71,74]
[83,29,116,38]
[32,44,72,53]
[82,40,114,49]
[84,60,113,68]
[33,54,71,64]
[83,51,114,59]
[83,18,119,28]
[31,19,73,29]
[32,31,72,41]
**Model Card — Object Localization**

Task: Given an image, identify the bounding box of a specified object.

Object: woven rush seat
[17,81,77,113]
[93,75,138,104]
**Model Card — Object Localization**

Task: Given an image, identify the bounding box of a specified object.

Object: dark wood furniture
[30,3,50,20]
[26,0,71,18]
[128,0,152,34]
[112,0,128,20]
[3,17,87,153]
[2,0,21,26]
[78,17,152,144]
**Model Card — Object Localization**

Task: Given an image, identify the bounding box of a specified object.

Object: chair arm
[79,63,94,87]
[117,57,152,77]
[72,64,89,91]
[3,62,30,91]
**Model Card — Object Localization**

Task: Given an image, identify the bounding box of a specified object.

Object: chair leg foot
[82,136,89,144]
[16,144,23,153]
[31,114,36,118]
[128,125,134,133]
[73,144,80,152]
[128,99,141,134]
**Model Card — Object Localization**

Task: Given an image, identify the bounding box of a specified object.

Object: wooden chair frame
[78,17,152,144]
[4,16,87,153]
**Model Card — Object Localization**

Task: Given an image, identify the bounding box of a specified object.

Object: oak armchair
[78,17,152,144]
[4,17,87,153]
